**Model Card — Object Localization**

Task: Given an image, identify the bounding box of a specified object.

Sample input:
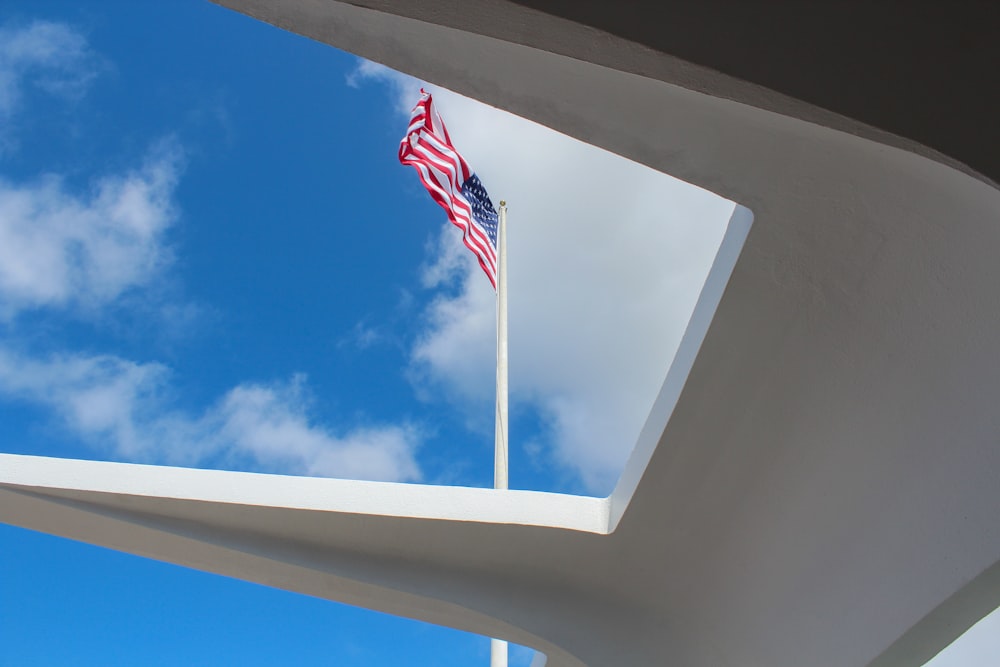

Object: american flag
[399,89,499,289]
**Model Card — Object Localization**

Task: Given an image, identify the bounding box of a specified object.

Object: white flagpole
[495,200,509,492]
[491,201,509,667]
[491,637,508,667]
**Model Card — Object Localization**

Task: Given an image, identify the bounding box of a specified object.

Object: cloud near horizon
[352,60,736,494]
[0,348,421,481]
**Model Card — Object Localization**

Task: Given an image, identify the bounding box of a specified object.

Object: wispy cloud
[0,347,422,482]
[351,60,735,494]
[345,59,419,115]
[0,20,100,119]
[0,139,182,319]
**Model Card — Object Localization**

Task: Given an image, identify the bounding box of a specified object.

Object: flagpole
[491,201,509,667]
[495,200,509,492]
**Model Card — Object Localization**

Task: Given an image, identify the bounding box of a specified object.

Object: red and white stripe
[399,89,498,289]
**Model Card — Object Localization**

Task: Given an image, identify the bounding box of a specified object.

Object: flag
[399,89,499,289]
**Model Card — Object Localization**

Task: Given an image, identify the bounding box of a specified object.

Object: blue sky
[1,1,992,665]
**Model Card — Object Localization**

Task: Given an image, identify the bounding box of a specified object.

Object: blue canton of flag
[461,174,498,249]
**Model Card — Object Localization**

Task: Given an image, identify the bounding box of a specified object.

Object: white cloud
[345,59,416,115]
[0,20,99,119]
[352,61,736,494]
[212,376,421,481]
[0,140,181,318]
[0,347,421,482]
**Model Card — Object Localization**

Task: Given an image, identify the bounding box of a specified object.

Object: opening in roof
[351,61,749,497]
